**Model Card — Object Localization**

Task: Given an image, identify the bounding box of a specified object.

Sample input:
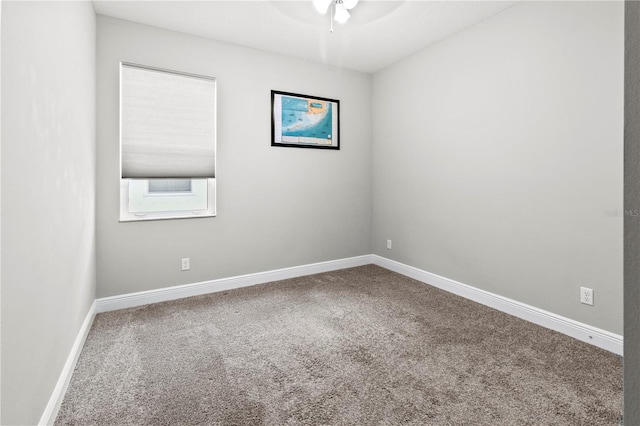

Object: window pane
[148,179,192,194]
[128,179,208,213]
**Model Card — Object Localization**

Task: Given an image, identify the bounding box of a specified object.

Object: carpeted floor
[55,265,623,425]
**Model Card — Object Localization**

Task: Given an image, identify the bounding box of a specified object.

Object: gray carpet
[55,265,623,425]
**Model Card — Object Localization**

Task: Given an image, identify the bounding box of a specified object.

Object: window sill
[119,212,216,222]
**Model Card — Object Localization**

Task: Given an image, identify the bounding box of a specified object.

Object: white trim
[372,255,623,356]
[96,255,373,313]
[95,254,623,355]
[95,253,622,355]
[38,301,97,426]
[43,255,622,424]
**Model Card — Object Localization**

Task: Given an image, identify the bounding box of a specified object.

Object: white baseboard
[95,253,622,355]
[96,255,373,313]
[38,300,96,426]
[372,255,623,356]
[42,254,622,425]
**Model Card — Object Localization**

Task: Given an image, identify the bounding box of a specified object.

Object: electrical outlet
[181,258,190,271]
[387,239,392,250]
[580,287,594,306]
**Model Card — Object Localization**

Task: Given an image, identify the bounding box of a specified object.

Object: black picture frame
[271,90,340,150]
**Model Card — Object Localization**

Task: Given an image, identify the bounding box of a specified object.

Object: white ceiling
[93,1,517,73]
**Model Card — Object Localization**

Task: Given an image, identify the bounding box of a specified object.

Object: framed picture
[271,90,340,150]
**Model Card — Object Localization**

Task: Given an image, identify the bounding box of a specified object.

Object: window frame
[120,178,216,222]
[118,62,217,222]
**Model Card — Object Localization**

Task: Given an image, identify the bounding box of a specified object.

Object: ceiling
[93,1,517,74]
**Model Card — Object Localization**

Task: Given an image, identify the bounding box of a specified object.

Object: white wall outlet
[181,258,190,271]
[387,239,392,250]
[580,287,594,306]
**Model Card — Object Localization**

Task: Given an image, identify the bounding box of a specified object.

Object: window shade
[121,63,216,179]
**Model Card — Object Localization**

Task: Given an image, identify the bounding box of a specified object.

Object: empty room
[2,0,639,424]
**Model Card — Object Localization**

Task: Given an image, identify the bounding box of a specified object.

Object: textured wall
[372,1,623,334]
[1,2,96,424]
[625,1,640,423]
[96,17,372,298]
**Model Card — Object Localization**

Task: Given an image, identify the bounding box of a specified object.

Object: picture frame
[271,90,340,150]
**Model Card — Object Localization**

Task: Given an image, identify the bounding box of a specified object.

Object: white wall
[0,1,628,422]
[372,1,623,334]
[96,17,372,298]
[1,1,96,425]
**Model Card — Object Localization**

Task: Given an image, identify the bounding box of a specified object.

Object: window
[119,63,216,221]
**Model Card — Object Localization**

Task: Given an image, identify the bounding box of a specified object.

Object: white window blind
[120,63,216,179]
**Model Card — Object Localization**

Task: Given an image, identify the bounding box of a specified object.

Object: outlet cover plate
[580,286,594,306]
[181,258,190,271]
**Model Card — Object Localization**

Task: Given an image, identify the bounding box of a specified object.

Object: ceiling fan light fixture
[334,1,350,24]
[313,0,356,31]
[312,0,332,15]
[342,0,358,10]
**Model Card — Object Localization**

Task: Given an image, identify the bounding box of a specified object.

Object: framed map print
[271,90,340,150]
